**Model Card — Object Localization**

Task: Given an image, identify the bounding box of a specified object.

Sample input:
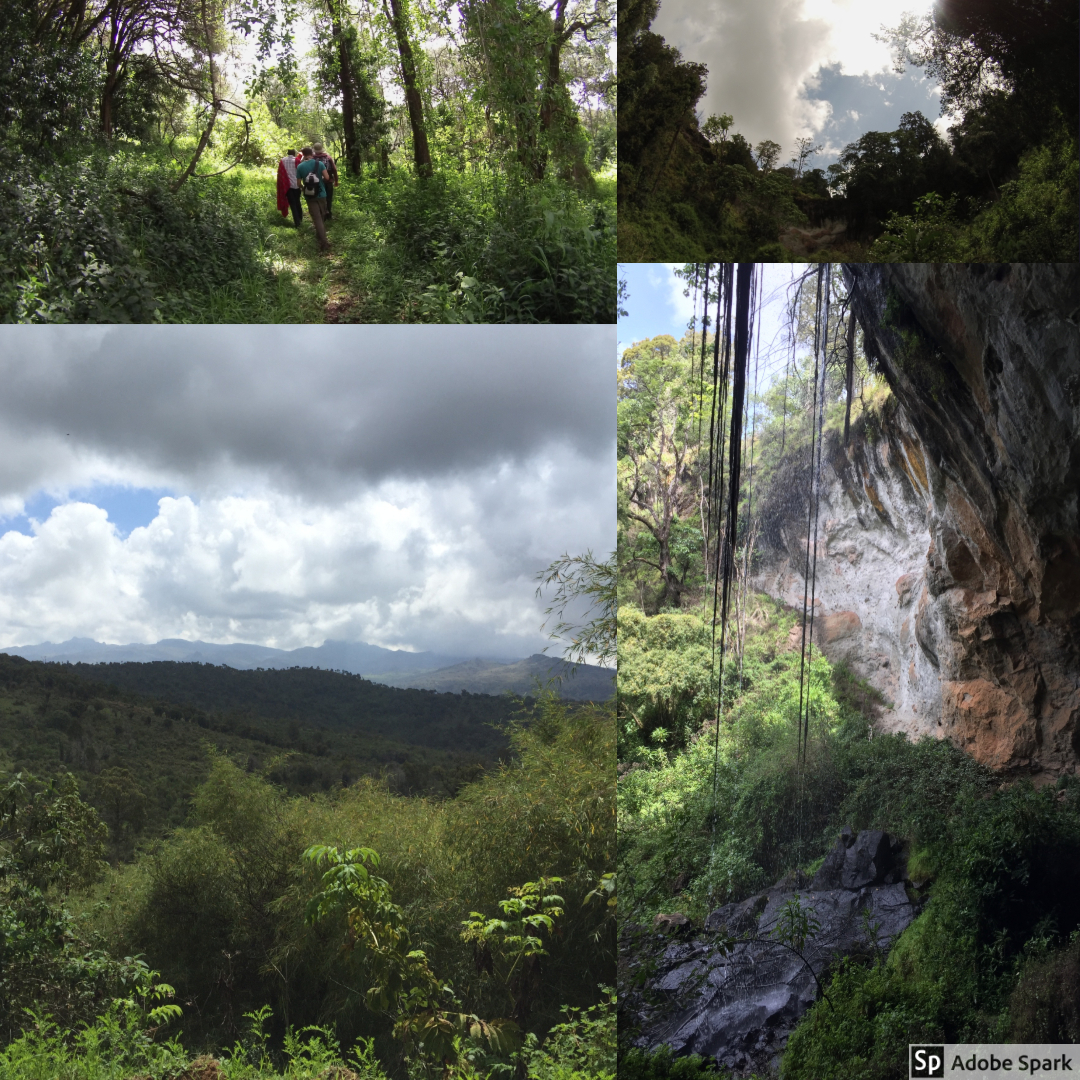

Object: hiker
[312,142,339,222]
[276,149,303,227]
[296,147,331,252]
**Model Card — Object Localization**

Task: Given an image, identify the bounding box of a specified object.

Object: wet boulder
[626,829,918,1077]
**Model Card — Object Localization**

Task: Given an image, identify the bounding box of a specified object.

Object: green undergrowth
[334,167,615,323]
[782,782,1080,1079]
[867,128,1079,261]
[0,1004,389,1080]
[617,1045,763,1080]
[1,145,614,323]
[1,693,615,1079]
[617,593,986,923]
[617,597,1080,1077]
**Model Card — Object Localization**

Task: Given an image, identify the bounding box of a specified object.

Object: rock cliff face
[755,264,1080,777]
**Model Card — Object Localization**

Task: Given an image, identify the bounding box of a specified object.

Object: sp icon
[911,1046,945,1078]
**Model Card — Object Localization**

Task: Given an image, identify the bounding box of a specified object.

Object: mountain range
[1,637,613,700]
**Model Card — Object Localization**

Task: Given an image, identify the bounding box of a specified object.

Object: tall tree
[98,0,174,139]
[618,334,706,610]
[877,0,1078,127]
[325,0,362,175]
[158,0,251,190]
[459,0,542,176]
[536,0,610,182]
[382,0,432,176]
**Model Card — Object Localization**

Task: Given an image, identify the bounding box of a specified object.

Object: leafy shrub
[616,608,716,752]
[521,990,616,1080]
[340,171,614,323]
[868,192,967,261]
[0,7,99,159]
[781,782,1080,1078]
[0,152,271,322]
[965,131,1080,259]
[118,165,269,296]
[780,955,941,1080]
[0,158,159,322]
[0,772,149,1043]
[86,698,614,1057]
[618,1045,728,1080]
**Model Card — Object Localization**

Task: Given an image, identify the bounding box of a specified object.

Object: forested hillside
[0,654,520,851]
[0,653,615,1079]
[1,0,614,322]
[617,0,1077,260]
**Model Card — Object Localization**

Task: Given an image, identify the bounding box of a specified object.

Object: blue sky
[618,264,695,353]
[805,64,945,169]
[3,485,173,539]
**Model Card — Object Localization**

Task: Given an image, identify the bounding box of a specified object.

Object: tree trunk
[655,528,685,609]
[100,68,118,139]
[384,0,432,177]
[328,0,361,177]
[536,0,589,185]
[99,0,124,140]
[172,102,220,191]
[173,0,221,192]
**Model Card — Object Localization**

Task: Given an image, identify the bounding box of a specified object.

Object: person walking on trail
[276,148,303,227]
[312,142,339,222]
[296,147,331,252]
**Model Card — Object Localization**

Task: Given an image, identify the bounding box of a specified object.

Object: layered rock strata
[756,264,1080,777]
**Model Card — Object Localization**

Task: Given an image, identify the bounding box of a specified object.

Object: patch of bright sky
[655,0,937,168]
[618,263,817,394]
[2,485,175,540]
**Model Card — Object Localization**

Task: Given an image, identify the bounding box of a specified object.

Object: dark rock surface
[626,830,918,1077]
[753,264,1080,777]
[846,264,1080,776]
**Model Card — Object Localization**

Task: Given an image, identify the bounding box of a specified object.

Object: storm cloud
[652,0,938,167]
[0,326,614,659]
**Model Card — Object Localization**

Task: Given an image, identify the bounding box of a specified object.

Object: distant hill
[4,637,467,674]
[382,654,613,700]
[0,652,523,853]
[1,638,612,699]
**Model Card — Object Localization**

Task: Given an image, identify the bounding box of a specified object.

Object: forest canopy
[1,0,616,322]
[616,0,1078,261]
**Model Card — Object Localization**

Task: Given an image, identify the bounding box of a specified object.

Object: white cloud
[0,447,608,655]
[0,327,614,658]
[654,0,933,153]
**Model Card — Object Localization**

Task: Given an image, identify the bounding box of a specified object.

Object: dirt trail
[779,218,848,257]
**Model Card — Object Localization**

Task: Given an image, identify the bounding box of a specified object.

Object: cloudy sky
[0,327,614,660]
[652,0,944,169]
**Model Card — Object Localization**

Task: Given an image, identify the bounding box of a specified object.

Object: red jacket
[276,154,303,216]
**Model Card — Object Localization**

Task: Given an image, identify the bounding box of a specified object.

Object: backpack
[302,161,321,197]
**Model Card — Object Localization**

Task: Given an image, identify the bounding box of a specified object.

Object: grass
[2,144,615,324]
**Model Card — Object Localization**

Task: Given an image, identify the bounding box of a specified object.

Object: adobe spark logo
[911,1046,946,1079]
